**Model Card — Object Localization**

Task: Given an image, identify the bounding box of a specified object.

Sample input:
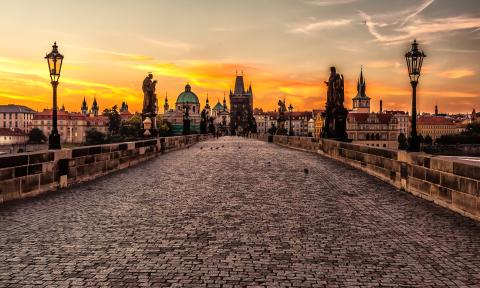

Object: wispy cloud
[68,45,153,61]
[289,19,352,33]
[438,69,475,79]
[301,0,358,6]
[142,37,194,52]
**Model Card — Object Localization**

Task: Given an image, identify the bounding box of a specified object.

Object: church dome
[176,83,200,104]
[213,101,225,111]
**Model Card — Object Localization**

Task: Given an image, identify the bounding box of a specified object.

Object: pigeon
[304,168,309,174]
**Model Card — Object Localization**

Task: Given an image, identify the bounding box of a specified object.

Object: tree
[424,135,433,146]
[119,113,142,139]
[103,105,121,135]
[28,128,47,144]
[398,133,407,150]
[86,129,106,145]
[158,120,173,137]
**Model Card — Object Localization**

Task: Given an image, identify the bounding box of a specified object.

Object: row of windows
[0,113,34,120]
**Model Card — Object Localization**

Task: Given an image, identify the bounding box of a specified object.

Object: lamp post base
[48,132,61,150]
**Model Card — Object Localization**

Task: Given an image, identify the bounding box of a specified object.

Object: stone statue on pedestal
[323,67,348,140]
[141,73,158,136]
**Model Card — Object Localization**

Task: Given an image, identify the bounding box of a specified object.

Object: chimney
[380,100,383,113]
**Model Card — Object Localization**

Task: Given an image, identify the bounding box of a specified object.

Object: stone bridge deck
[1,137,479,287]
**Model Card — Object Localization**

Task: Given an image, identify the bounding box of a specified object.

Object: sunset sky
[0,0,479,114]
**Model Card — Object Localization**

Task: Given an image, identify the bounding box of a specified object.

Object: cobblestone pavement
[1,137,480,287]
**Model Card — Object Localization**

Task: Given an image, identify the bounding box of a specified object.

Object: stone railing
[0,135,210,204]
[251,134,480,221]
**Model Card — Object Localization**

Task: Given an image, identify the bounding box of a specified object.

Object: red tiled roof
[417,116,455,125]
[33,109,87,121]
[0,128,27,136]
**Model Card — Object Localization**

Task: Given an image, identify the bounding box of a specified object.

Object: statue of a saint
[142,73,154,113]
[278,99,287,114]
[323,66,348,140]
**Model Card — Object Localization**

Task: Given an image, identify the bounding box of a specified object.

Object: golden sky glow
[0,0,479,113]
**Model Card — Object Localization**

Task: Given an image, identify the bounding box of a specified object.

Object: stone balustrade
[251,134,480,221]
[0,135,210,204]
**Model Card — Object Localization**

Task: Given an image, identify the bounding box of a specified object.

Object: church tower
[164,93,169,113]
[204,93,211,117]
[229,71,254,134]
[352,67,371,113]
[91,97,99,116]
[435,104,438,116]
[81,97,88,116]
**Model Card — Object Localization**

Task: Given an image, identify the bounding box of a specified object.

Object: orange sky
[0,0,479,114]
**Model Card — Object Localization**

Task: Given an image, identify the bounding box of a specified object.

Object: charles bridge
[0,135,479,287]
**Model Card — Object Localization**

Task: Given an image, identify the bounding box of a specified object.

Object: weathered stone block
[0,155,28,169]
[40,172,54,186]
[28,164,43,175]
[430,158,454,173]
[21,175,40,193]
[28,152,54,164]
[0,178,21,195]
[95,153,110,162]
[440,173,459,191]
[453,162,480,181]
[426,169,440,185]
[14,166,28,178]
[0,168,14,181]
[452,191,477,214]
[72,147,89,158]
[458,177,479,196]
[412,165,426,180]
[88,146,102,155]
[438,187,452,203]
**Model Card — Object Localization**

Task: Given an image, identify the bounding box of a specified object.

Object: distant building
[313,110,324,139]
[0,128,28,145]
[351,67,370,113]
[385,110,410,136]
[287,111,314,136]
[0,104,36,133]
[229,73,254,134]
[33,109,87,144]
[211,97,230,132]
[417,115,466,141]
[347,113,399,149]
[163,83,201,135]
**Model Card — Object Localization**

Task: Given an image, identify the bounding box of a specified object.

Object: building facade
[417,115,465,141]
[0,104,36,133]
[0,128,28,145]
[229,73,254,134]
[347,113,399,149]
[33,109,88,144]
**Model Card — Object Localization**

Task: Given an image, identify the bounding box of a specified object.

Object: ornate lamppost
[405,39,426,152]
[288,104,294,136]
[45,42,64,149]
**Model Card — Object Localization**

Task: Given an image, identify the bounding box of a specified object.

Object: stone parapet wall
[250,134,480,221]
[0,135,209,204]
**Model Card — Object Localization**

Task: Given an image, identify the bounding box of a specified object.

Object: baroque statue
[323,66,348,140]
[141,73,158,135]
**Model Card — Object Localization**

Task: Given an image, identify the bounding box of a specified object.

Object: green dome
[176,83,199,104]
[213,101,225,111]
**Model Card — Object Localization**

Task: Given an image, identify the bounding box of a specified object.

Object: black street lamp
[405,39,426,152]
[288,104,294,136]
[45,42,64,150]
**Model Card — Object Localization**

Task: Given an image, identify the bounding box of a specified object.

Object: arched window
[376,133,380,140]
[366,133,370,140]
[193,106,195,113]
